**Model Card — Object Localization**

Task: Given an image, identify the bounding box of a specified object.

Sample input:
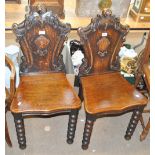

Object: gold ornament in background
[98,0,112,11]
[120,57,138,74]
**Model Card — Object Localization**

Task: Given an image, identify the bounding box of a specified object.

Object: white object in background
[5,45,20,88]
[71,50,84,66]
[130,0,135,4]
[71,49,84,75]
[120,71,134,77]
[119,46,137,59]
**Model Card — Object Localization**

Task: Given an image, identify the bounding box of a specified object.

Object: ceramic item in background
[5,45,20,88]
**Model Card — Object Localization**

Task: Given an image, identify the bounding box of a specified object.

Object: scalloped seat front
[81,72,148,114]
[11,73,81,113]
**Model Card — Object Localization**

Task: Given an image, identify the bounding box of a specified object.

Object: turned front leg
[13,113,26,149]
[82,114,96,150]
[67,110,79,144]
[125,107,144,140]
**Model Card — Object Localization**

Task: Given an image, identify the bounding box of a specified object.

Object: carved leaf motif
[97,37,110,52]
[12,8,71,73]
[34,35,50,49]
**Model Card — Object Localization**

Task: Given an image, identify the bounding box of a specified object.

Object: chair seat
[143,63,150,87]
[11,73,81,114]
[81,72,148,114]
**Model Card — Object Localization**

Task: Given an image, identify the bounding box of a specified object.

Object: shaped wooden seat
[10,8,81,149]
[11,73,80,113]
[77,9,148,150]
[81,72,147,114]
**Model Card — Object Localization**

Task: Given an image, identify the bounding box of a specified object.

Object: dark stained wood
[78,9,129,76]
[13,113,26,149]
[11,8,81,149]
[82,114,96,150]
[125,107,144,140]
[67,110,79,144]
[78,9,148,149]
[5,55,16,147]
[12,9,70,74]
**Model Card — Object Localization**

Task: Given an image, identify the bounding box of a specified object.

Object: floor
[6,114,150,155]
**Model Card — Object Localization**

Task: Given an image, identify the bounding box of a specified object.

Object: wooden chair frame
[5,55,16,147]
[10,8,81,149]
[78,9,148,150]
[135,33,150,141]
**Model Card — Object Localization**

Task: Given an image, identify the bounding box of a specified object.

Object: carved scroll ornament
[78,9,129,76]
[12,8,71,73]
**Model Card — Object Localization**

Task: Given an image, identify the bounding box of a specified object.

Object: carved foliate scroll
[12,7,71,74]
[78,9,129,76]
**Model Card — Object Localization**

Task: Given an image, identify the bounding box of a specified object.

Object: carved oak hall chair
[77,9,148,150]
[10,9,81,149]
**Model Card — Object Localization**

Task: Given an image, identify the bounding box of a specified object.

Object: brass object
[98,0,112,11]
[120,57,137,74]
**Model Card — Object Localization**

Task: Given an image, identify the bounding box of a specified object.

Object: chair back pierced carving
[12,8,71,74]
[78,9,129,76]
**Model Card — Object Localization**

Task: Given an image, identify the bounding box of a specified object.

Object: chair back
[12,7,71,74]
[78,9,129,76]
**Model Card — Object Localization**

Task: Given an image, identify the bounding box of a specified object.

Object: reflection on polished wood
[11,73,81,113]
[81,72,147,114]
[5,4,150,29]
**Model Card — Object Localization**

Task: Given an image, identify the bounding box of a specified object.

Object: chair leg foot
[125,108,143,140]
[13,113,26,149]
[67,110,79,144]
[140,118,150,141]
[82,115,95,150]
